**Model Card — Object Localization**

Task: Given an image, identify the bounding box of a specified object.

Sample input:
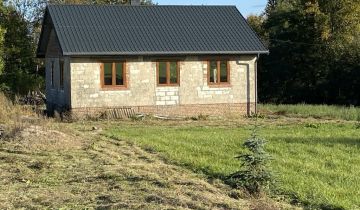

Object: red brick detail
[136,103,254,116]
[70,103,255,119]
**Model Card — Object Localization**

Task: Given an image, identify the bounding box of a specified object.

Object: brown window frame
[51,61,55,89]
[207,60,230,86]
[59,60,64,90]
[156,61,180,86]
[100,61,127,90]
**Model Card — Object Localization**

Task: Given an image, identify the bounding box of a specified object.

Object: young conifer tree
[228,121,273,196]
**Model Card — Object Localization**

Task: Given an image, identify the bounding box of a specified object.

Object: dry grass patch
[16,125,84,151]
[0,92,49,139]
[0,120,254,209]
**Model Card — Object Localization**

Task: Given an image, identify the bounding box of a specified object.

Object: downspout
[255,54,260,114]
[237,54,260,116]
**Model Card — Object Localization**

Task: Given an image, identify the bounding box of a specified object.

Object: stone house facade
[37,4,268,117]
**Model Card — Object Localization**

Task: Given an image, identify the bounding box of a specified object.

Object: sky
[155,0,268,17]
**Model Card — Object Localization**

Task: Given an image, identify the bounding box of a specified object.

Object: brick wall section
[156,87,179,106]
[71,103,255,119]
[137,103,254,116]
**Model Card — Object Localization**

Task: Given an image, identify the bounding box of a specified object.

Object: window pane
[170,62,178,84]
[104,63,112,85]
[209,61,217,83]
[60,61,64,89]
[51,61,54,87]
[158,62,167,84]
[115,62,124,85]
[220,61,228,82]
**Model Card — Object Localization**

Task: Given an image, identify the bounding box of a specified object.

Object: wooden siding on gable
[46,29,62,58]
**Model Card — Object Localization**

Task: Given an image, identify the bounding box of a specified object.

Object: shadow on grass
[271,136,360,147]
[105,132,352,210]
[279,191,346,210]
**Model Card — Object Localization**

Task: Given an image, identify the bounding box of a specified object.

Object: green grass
[260,104,360,121]
[105,120,360,209]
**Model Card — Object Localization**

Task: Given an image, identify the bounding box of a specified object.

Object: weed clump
[190,114,209,121]
[305,123,320,129]
[227,123,273,196]
[356,113,360,129]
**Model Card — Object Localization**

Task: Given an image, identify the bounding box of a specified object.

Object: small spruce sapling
[228,123,273,196]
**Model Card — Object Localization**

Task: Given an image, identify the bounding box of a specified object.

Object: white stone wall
[70,58,157,108]
[156,87,180,106]
[179,56,256,105]
[69,56,257,110]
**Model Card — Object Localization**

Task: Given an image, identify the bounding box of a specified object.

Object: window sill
[207,83,231,88]
[157,84,180,87]
[100,86,128,91]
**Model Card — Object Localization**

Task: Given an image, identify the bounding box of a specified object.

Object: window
[208,60,229,85]
[157,61,179,86]
[101,61,126,88]
[51,61,54,88]
[59,60,64,90]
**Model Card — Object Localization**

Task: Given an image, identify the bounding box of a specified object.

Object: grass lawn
[260,104,360,121]
[105,118,360,209]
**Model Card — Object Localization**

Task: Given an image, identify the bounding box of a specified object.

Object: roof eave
[63,51,269,57]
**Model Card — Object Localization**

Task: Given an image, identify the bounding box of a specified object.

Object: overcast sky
[155,0,267,17]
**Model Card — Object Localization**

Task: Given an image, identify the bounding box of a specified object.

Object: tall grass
[0,92,42,137]
[260,104,360,121]
[0,92,36,121]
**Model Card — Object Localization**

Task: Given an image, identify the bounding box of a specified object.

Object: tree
[0,0,6,76]
[227,123,273,196]
[317,0,360,55]
[247,15,267,44]
[256,0,360,105]
[0,4,42,94]
[0,28,4,75]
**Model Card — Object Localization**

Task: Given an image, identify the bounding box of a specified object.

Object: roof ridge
[47,4,236,7]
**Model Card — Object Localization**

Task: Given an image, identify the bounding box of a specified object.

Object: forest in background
[249,0,360,105]
[0,0,359,105]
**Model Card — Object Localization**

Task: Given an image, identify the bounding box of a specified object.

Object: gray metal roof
[37,5,268,57]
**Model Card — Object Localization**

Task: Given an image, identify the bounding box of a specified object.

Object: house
[36,2,268,118]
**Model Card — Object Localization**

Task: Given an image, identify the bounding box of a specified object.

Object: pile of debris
[19,91,46,106]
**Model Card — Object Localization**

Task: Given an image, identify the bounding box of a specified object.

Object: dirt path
[0,124,248,209]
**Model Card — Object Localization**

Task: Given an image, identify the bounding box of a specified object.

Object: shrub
[227,123,273,196]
